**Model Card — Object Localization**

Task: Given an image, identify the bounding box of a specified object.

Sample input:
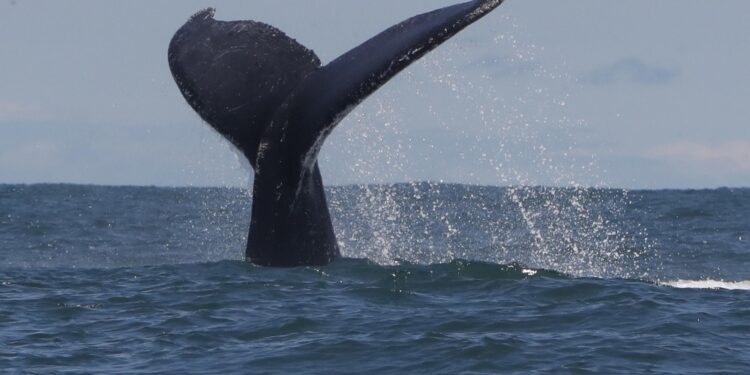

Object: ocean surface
[1,183,748,374]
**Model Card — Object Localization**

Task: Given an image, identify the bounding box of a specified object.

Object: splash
[324,16,655,279]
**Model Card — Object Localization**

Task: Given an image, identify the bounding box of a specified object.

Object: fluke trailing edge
[168,0,505,266]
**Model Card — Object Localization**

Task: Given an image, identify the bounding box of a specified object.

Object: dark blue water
[1,184,749,374]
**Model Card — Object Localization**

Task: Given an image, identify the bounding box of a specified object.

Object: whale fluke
[168,8,322,165]
[168,1,504,266]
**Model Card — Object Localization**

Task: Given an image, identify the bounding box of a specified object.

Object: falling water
[322,17,655,278]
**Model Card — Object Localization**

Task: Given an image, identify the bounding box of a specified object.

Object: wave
[660,279,750,291]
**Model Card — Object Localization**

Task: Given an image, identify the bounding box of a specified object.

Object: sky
[1,0,748,189]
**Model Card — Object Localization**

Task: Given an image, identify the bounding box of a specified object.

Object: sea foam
[662,279,750,291]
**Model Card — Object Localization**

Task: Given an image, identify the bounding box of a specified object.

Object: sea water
[1,184,748,374]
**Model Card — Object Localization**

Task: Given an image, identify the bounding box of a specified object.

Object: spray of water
[323,15,655,279]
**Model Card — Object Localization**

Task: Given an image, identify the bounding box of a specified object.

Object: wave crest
[661,279,750,291]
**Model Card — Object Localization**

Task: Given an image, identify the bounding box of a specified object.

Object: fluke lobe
[168,0,504,267]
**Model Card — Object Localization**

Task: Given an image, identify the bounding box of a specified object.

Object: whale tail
[168,0,504,266]
[168,8,322,166]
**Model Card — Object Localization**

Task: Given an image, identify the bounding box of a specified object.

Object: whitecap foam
[661,279,750,291]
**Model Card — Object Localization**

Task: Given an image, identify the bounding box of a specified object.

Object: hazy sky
[1,0,748,188]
